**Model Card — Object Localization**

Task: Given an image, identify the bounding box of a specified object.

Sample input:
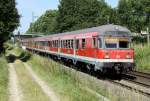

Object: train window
[54,40,56,47]
[55,40,56,47]
[56,40,58,48]
[68,40,70,49]
[53,41,55,47]
[68,40,70,48]
[55,40,57,47]
[62,40,63,48]
[45,42,49,46]
[50,41,52,47]
[57,40,58,48]
[71,40,73,49]
[57,40,59,48]
[52,41,54,47]
[76,39,79,49]
[52,41,53,47]
[63,40,65,48]
[105,38,117,49]
[119,39,129,48]
[61,40,63,48]
[66,40,68,48]
[42,42,44,46]
[82,39,86,49]
[62,40,64,48]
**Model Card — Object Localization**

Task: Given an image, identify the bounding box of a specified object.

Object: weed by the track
[28,55,102,101]
[0,58,8,101]
[134,44,150,72]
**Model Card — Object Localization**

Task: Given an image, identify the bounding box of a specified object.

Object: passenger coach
[22,24,135,74]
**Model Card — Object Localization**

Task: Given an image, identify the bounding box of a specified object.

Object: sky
[16,0,118,34]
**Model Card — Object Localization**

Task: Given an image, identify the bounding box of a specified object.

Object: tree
[26,10,58,34]
[55,0,111,33]
[117,0,150,32]
[0,0,19,52]
[141,0,150,30]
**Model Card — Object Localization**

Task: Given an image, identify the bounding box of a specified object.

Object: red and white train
[22,24,135,74]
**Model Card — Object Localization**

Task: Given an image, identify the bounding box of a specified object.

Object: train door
[73,37,76,56]
[79,38,86,56]
[58,38,61,54]
[75,38,80,56]
[92,36,98,59]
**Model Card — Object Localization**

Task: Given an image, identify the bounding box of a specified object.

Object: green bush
[135,45,150,71]
[6,47,31,63]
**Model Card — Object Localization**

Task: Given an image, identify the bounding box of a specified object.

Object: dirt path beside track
[8,61,60,101]
[23,63,60,101]
[8,63,23,101]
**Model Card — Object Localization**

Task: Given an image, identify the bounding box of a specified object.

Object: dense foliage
[27,0,150,34]
[55,0,112,32]
[27,10,57,34]
[0,0,19,52]
[117,0,150,32]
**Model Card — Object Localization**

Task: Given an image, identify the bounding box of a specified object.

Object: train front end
[97,27,135,74]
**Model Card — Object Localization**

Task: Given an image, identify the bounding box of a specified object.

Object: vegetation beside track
[28,54,121,101]
[5,45,31,62]
[134,44,150,72]
[0,57,9,101]
[4,45,150,100]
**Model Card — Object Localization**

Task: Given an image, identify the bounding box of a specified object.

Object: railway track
[115,70,150,98]
[123,71,150,88]
[108,79,150,98]
[129,71,150,79]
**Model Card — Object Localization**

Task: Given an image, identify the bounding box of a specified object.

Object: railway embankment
[28,54,150,101]
[28,55,104,101]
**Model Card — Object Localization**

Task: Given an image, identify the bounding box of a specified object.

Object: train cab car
[95,26,134,74]
[22,24,135,75]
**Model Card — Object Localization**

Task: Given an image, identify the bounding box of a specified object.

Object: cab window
[105,38,117,49]
[119,38,129,48]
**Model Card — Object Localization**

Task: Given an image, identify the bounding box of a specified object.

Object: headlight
[104,52,110,59]
[126,53,131,59]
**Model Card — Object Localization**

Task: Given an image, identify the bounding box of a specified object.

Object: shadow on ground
[6,52,31,63]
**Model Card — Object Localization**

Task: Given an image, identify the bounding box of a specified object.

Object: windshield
[105,37,129,49]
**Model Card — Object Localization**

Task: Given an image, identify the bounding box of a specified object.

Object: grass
[0,57,8,101]
[134,44,150,72]
[28,55,102,101]
[14,60,50,101]
[28,54,149,101]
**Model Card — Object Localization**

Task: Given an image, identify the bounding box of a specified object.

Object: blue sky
[16,0,118,34]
